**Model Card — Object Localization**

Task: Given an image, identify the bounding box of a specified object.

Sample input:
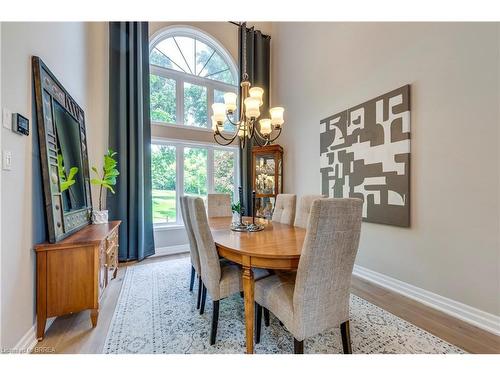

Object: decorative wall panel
[320,85,410,227]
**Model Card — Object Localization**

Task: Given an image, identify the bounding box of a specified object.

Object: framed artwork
[320,85,410,227]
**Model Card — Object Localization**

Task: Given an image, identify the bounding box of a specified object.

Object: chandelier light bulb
[223,92,237,112]
[244,97,260,119]
[259,119,272,135]
[211,116,219,131]
[269,107,285,126]
[212,103,226,124]
[249,87,264,106]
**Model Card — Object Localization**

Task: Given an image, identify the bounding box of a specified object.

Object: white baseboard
[353,265,500,336]
[12,317,55,354]
[153,244,189,258]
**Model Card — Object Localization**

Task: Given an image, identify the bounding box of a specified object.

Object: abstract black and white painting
[320,85,410,227]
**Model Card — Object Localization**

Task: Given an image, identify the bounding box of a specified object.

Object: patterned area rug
[103,258,464,354]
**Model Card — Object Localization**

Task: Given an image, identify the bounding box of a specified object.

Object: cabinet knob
[56,222,61,228]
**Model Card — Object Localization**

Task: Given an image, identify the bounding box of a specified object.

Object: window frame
[149,26,239,130]
[152,137,240,229]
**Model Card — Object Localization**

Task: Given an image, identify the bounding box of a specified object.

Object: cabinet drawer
[106,245,118,268]
[106,229,118,249]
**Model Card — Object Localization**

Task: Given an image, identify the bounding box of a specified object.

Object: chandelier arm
[214,129,238,142]
[213,133,239,146]
[252,132,266,147]
[225,113,241,127]
[266,127,283,144]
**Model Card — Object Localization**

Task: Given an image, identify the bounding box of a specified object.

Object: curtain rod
[228,21,271,39]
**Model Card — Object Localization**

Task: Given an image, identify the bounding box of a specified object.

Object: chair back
[293,198,362,339]
[207,193,232,218]
[180,196,200,274]
[294,195,325,228]
[187,196,221,297]
[272,194,296,225]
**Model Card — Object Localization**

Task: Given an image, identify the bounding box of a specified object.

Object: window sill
[152,122,213,133]
[151,121,237,137]
[154,224,185,232]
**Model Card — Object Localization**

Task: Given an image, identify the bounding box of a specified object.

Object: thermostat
[12,113,29,136]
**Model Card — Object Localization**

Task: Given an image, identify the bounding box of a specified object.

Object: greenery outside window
[152,140,239,226]
[149,27,238,130]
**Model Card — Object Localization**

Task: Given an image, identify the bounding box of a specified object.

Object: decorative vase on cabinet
[252,144,283,219]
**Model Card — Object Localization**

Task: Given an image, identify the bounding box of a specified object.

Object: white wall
[0,22,108,349]
[272,22,500,316]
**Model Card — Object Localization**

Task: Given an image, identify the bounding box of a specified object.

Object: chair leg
[199,284,207,315]
[210,300,220,345]
[255,303,262,344]
[263,307,270,327]
[196,276,202,309]
[189,266,195,292]
[340,320,352,354]
[294,339,304,354]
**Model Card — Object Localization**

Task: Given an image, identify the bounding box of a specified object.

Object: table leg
[242,265,254,354]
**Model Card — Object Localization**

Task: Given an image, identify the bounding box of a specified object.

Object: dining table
[208,216,306,354]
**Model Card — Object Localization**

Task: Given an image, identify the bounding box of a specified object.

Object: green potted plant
[90,149,119,224]
[231,201,242,223]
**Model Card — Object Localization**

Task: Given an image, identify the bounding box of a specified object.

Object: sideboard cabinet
[34,221,121,340]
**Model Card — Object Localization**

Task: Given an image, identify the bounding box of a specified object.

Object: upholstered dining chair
[187,196,269,345]
[294,194,325,228]
[187,196,244,345]
[254,198,363,354]
[272,194,297,226]
[179,196,203,310]
[207,193,232,218]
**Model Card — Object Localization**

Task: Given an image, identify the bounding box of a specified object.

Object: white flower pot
[92,210,108,224]
[232,212,240,223]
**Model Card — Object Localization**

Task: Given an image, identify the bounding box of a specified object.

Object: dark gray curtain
[108,22,155,261]
[238,25,271,215]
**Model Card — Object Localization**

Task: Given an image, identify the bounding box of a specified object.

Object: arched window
[149,26,238,129]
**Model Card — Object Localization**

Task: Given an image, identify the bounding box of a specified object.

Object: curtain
[108,22,155,261]
[238,25,271,215]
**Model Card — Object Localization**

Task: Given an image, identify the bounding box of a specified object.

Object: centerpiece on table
[230,187,264,232]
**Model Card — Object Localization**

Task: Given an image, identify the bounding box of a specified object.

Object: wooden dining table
[208,216,306,354]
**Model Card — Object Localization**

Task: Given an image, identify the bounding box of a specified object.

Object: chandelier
[211,22,285,148]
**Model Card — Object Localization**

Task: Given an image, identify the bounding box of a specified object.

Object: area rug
[103,258,465,354]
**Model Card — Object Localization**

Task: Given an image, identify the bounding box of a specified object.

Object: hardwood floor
[33,253,500,354]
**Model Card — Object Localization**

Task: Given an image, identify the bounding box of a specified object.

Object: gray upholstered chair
[187,196,246,345]
[294,194,325,228]
[179,196,203,309]
[207,193,232,218]
[272,194,297,225]
[255,198,363,354]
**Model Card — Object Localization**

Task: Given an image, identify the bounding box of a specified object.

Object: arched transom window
[149,27,238,129]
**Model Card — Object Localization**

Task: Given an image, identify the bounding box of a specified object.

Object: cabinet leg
[36,314,47,341]
[90,309,99,327]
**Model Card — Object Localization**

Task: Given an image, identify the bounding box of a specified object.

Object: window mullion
[207,87,214,130]
[177,145,184,224]
[177,79,184,126]
[207,147,214,194]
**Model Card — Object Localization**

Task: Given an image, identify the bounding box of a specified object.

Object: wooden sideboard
[34,221,121,340]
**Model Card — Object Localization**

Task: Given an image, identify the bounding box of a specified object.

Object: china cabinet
[252,145,283,218]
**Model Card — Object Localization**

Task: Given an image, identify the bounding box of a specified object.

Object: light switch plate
[3,150,12,171]
[3,108,13,130]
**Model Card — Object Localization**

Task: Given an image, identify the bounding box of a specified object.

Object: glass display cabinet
[252,144,284,219]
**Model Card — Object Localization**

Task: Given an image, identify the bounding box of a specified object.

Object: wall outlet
[2,150,12,171]
[3,108,13,130]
